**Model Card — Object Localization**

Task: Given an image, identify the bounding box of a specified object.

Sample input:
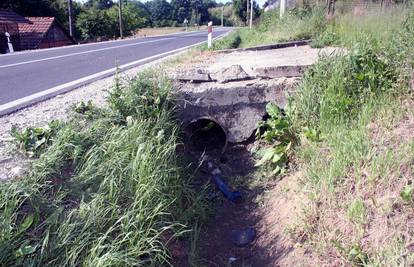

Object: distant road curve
[0,27,232,115]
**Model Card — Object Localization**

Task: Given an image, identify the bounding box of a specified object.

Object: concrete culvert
[185,118,228,153]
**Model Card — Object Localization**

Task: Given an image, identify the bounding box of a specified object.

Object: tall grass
[0,71,207,266]
[287,6,414,265]
[313,5,410,48]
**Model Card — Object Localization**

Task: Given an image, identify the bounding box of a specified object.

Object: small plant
[302,127,321,142]
[400,185,413,203]
[332,240,370,266]
[10,120,62,157]
[74,100,95,115]
[255,103,296,175]
[347,199,366,224]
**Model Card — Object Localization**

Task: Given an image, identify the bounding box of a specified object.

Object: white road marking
[0,37,172,69]
[0,29,213,58]
[0,39,207,115]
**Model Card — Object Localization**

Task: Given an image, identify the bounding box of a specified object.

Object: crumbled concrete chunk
[212,65,250,83]
[176,69,211,83]
[255,65,310,78]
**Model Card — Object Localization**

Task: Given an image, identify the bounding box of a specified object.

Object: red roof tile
[18,17,55,50]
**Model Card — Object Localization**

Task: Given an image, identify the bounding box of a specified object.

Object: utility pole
[221,6,224,27]
[118,0,123,39]
[246,0,249,26]
[67,0,73,37]
[280,0,286,18]
[249,0,253,29]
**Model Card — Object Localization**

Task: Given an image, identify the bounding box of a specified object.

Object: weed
[255,103,296,176]
[400,185,413,203]
[10,120,62,158]
[73,100,96,115]
[347,199,366,224]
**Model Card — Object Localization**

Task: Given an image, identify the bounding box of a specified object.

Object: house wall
[38,23,74,49]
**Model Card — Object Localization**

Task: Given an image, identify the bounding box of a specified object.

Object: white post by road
[5,32,14,53]
[208,21,213,49]
[280,0,286,18]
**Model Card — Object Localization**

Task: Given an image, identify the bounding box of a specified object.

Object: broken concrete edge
[215,39,311,54]
[255,65,311,79]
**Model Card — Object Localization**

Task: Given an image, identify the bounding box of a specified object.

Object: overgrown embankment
[251,4,414,266]
[210,4,409,51]
[0,72,207,266]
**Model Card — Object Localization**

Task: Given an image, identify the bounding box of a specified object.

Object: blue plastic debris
[212,174,241,202]
[207,161,241,202]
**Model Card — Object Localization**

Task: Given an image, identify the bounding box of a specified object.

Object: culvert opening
[186,118,227,152]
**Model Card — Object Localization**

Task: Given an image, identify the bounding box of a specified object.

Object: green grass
[210,7,327,50]
[0,71,208,266]
[312,5,410,48]
[284,5,414,266]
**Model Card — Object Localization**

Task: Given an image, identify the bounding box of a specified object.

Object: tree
[171,0,191,23]
[146,0,173,26]
[84,0,114,9]
[76,8,112,39]
[107,2,149,35]
[232,0,259,25]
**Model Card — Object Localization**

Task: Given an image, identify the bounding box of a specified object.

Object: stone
[176,69,211,83]
[212,65,250,83]
[0,172,8,181]
[255,65,310,78]
[8,166,25,179]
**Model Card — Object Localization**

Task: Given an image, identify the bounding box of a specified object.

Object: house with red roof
[0,9,75,53]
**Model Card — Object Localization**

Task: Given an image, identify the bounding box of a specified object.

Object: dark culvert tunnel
[185,118,228,153]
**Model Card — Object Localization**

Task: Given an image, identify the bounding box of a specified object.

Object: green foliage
[74,100,95,114]
[147,0,173,26]
[333,241,370,267]
[347,199,366,224]
[255,103,295,176]
[1,71,208,266]
[10,120,62,158]
[76,3,149,40]
[208,4,243,26]
[400,185,413,203]
[213,7,326,50]
[290,5,414,266]
[108,71,171,120]
[293,43,397,132]
[232,0,260,24]
[76,7,113,40]
[207,30,241,50]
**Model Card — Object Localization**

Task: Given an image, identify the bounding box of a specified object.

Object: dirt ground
[188,139,317,267]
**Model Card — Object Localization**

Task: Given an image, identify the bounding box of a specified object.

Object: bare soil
[189,139,317,267]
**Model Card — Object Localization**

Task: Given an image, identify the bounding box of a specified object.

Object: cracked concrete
[172,45,341,145]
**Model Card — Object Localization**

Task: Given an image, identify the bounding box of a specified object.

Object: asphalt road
[0,27,231,110]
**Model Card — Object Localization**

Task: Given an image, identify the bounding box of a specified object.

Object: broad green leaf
[400,185,413,202]
[17,213,35,235]
[271,153,283,163]
[15,245,37,258]
[265,103,280,118]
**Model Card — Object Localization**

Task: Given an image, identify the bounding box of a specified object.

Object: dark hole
[219,156,228,164]
[256,113,271,137]
[186,119,227,152]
